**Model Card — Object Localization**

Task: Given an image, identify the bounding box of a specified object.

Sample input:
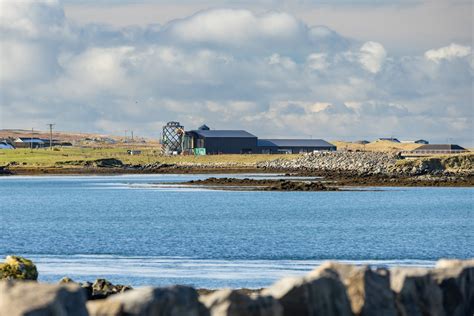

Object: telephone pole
[131,131,134,142]
[46,123,55,150]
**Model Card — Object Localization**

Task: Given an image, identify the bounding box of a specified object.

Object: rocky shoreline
[1,256,473,315]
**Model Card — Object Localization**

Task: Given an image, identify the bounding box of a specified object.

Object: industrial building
[411,144,467,155]
[161,121,336,155]
[184,129,257,154]
[257,139,336,154]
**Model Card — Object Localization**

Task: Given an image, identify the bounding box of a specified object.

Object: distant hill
[0,129,160,147]
[332,140,422,152]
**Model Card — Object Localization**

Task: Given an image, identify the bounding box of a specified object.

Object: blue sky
[0,0,472,145]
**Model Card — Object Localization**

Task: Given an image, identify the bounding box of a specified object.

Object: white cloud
[424,43,471,63]
[358,41,387,73]
[0,3,473,145]
[165,9,304,46]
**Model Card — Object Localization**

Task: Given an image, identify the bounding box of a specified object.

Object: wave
[26,254,436,288]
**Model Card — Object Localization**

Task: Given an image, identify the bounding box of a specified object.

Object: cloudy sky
[0,0,472,144]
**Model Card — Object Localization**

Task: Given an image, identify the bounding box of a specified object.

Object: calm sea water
[1,174,472,288]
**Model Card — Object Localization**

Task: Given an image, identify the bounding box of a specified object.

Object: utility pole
[131,131,134,142]
[46,123,55,150]
[124,130,128,142]
[31,128,34,151]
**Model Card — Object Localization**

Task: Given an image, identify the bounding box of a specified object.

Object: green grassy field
[0,147,296,168]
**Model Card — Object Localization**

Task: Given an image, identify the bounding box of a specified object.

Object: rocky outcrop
[0,165,12,175]
[85,158,124,168]
[0,255,38,280]
[186,177,337,191]
[201,289,282,316]
[0,280,88,316]
[87,286,208,316]
[59,277,132,300]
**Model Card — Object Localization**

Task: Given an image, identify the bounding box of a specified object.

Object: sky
[0,0,472,145]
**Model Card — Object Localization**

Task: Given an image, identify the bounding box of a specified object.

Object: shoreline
[2,166,473,187]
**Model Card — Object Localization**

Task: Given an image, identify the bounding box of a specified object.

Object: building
[377,138,400,143]
[184,129,258,154]
[354,140,370,145]
[0,141,14,149]
[13,138,46,148]
[401,139,429,144]
[178,124,336,155]
[411,144,467,154]
[257,139,336,154]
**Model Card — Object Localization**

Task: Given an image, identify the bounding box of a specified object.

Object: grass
[0,147,297,168]
[332,140,422,152]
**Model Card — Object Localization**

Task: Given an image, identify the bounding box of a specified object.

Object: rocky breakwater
[1,257,473,316]
[258,152,474,179]
[258,152,400,176]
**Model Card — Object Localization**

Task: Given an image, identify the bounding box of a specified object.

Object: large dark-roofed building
[257,139,336,154]
[177,123,336,155]
[411,144,467,154]
[185,130,258,154]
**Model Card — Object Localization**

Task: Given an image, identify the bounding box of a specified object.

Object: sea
[1,174,472,288]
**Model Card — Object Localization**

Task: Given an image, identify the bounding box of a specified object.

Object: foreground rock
[1,258,473,316]
[317,262,397,316]
[262,265,352,316]
[433,259,474,316]
[201,289,282,316]
[390,268,444,316]
[0,280,88,316]
[0,255,38,280]
[87,286,208,316]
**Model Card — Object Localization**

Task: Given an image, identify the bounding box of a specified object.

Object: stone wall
[1,259,472,316]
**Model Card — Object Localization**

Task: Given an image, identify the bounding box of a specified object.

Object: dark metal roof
[191,130,257,138]
[198,124,210,130]
[15,138,45,143]
[413,144,466,151]
[258,139,335,147]
[378,138,400,142]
